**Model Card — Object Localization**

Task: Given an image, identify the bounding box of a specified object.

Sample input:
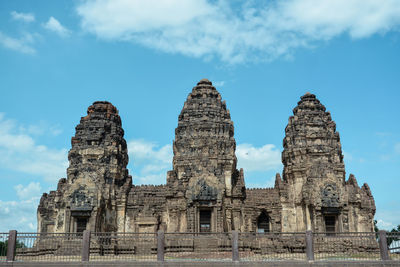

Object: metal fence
[0,233,7,261]
[2,230,400,262]
[387,232,400,261]
[90,232,157,261]
[239,232,306,261]
[164,232,232,261]
[15,233,83,262]
[313,232,380,261]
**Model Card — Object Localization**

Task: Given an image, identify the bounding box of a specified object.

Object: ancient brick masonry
[38,101,132,233]
[165,78,245,232]
[37,81,375,234]
[278,93,375,232]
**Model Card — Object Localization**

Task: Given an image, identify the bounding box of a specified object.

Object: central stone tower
[165,79,245,232]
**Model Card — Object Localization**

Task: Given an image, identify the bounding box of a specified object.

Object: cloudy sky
[0,0,399,232]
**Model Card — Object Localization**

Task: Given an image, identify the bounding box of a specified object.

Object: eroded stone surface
[38,82,375,234]
[278,93,375,232]
[38,101,132,233]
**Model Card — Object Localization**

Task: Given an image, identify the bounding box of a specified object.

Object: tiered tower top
[172,79,237,187]
[282,93,345,182]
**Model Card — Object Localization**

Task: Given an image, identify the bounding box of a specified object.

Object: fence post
[6,230,17,262]
[157,230,165,262]
[82,230,91,261]
[378,230,389,260]
[305,230,314,261]
[232,230,239,262]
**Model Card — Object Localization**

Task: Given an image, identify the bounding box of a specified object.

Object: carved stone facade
[37,80,375,234]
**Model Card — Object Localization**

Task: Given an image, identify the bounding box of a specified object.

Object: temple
[37,79,375,234]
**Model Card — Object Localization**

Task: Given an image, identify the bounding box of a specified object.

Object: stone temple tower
[37,101,132,233]
[165,79,246,232]
[278,93,375,232]
[37,82,375,234]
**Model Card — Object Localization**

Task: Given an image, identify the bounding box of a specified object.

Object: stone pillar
[82,230,91,261]
[378,230,389,260]
[157,230,165,262]
[305,230,314,261]
[232,230,239,262]
[6,230,17,262]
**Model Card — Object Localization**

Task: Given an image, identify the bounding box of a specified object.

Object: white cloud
[0,182,41,231]
[15,182,42,201]
[10,11,35,23]
[19,121,62,136]
[128,139,172,165]
[375,207,400,230]
[0,31,36,54]
[0,114,68,182]
[213,81,225,87]
[236,143,281,172]
[0,197,39,232]
[376,219,395,230]
[76,0,400,63]
[127,139,282,185]
[128,139,172,185]
[43,17,71,37]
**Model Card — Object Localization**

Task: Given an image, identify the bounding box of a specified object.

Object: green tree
[0,240,26,256]
[0,240,7,256]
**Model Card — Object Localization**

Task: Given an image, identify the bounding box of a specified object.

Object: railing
[90,232,157,261]
[0,233,7,261]
[313,232,380,261]
[1,230,399,262]
[164,232,232,261]
[387,232,400,261]
[15,233,83,262]
[238,232,306,261]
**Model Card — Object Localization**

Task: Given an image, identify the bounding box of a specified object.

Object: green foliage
[373,221,400,248]
[0,240,26,256]
[374,220,379,233]
[0,240,7,256]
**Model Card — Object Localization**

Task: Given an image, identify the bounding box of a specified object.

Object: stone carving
[192,180,218,201]
[37,81,375,234]
[321,184,340,208]
[70,187,93,211]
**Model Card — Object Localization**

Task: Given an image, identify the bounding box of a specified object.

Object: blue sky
[0,0,399,232]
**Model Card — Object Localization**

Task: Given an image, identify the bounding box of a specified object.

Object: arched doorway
[257,211,270,233]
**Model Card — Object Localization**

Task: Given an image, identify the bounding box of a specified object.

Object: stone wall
[37,80,375,235]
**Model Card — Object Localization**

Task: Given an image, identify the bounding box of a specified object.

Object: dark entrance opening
[76,218,88,233]
[257,211,270,233]
[324,215,336,235]
[200,210,211,232]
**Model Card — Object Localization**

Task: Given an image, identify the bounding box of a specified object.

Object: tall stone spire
[38,101,131,233]
[279,93,375,232]
[172,79,237,182]
[166,79,245,232]
[68,101,130,186]
[282,93,345,183]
